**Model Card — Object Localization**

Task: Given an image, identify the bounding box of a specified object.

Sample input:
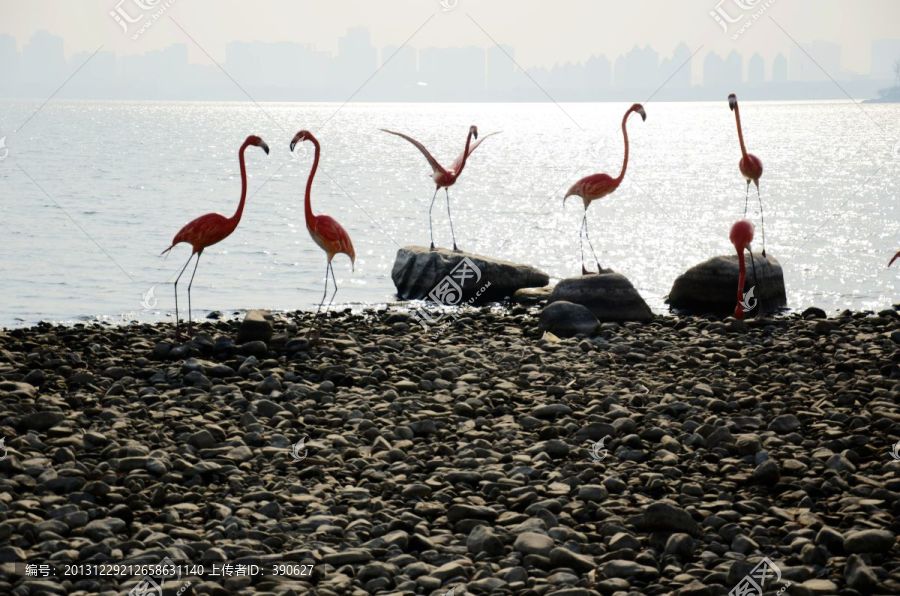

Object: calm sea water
[1,100,898,327]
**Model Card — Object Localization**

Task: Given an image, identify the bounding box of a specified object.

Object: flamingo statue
[161,134,269,335]
[564,103,646,274]
[290,130,355,328]
[381,125,499,252]
[890,251,899,267]
[729,93,766,257]
[729,219,757,320]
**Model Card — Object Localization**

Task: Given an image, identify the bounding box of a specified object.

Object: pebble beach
[1,305,899,595]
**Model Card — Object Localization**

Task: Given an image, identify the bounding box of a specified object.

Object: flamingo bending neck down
[290,130,355,333]
[564,103,646,275]
[729,219,756,320]
[729,93,766,257]
[161,134,269,336]
[381,125,499,252]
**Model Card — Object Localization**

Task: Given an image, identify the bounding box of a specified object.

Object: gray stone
[844,529,895,554]
[467,525,504,556]
[548,273,652,322]
[600,559,659,581]
[635,500,699,536]
[667,253,786,316]
[237,309,274,344]
[549,547,594,572]
[391,246,548,304]
[514,532,554,556]
[845,554,878,591]
[539,301,600,338]
[769,414,801,433]
[664,533,695,558]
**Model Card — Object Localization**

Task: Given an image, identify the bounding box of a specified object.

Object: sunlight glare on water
[0,99,897,326]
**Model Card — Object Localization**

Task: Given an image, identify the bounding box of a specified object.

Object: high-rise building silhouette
[748,53,764,84]
[772,53,788,82]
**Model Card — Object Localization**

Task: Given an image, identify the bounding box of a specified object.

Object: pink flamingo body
[290,130,355,325]
[565,103,646,274]
[161,134,269,334]
[730,219,755,320]
[729,93,766,256]
[382,125,498,251]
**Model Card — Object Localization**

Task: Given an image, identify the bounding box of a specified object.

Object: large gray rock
[539,301,599,337]
[391,246,549,304]
[667,254,786,316]
[548,272,652,322]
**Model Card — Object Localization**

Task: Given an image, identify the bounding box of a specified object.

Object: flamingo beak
[290,138,298,152]
[260,141,270,155]
[638,107,646,121]
[729,94,737,111]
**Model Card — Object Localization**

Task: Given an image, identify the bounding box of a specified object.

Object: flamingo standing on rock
[565,103,646,275]
[729,93,766,257]
[161,135,269,336]
[290,130,355,330]
[729,219,758,320]
[381,125,499,252]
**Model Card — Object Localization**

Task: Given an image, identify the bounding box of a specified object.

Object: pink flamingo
[290,130,355,325]
[161,135,269,335]
[890,251,899,267]
[381,125,499,251]
[729,93,766,256]
[565,103,646,274]
[730,219,756,320]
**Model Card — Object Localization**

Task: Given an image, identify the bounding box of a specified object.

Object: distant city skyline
[0,26,897,102]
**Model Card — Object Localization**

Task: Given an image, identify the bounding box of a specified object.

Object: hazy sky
[1,0,898,75]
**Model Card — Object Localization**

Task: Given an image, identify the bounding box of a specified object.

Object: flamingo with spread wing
[382,125,499,251]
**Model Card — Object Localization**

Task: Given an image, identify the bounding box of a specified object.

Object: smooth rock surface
[548,272,653,322]
[667,253,787,315]
[539,301,600,337]
[391,246,549,304]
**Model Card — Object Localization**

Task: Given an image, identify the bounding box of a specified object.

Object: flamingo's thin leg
[756,184,766,257]
[186,250,202,336]
[579,213,588,275]
[748,247,761,316]
[308,260,330,340]
[744,181,750,218]
[584,211,602,273]
[315,261,330,318]
[428,187,439,251]
[445,188,459,252]
[326,261,338,310]
[172,252,194,336]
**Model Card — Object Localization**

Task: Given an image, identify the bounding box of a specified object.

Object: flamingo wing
[567,173,620,201]
[313,214,356,266]
[381,129,447,178]
[450,131,501,173]
[164,212,232,254]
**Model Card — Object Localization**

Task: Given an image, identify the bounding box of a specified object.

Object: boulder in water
[667,254,786,316]
[391,246,549,305]
[548,272,653,322]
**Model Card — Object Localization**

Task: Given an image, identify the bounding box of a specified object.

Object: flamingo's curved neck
[304,137,321,228]
[615,110,631,183]
[454,129,475,176]
[735,248,746,319]
[733,102,749,159]
[230,141,250,224]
